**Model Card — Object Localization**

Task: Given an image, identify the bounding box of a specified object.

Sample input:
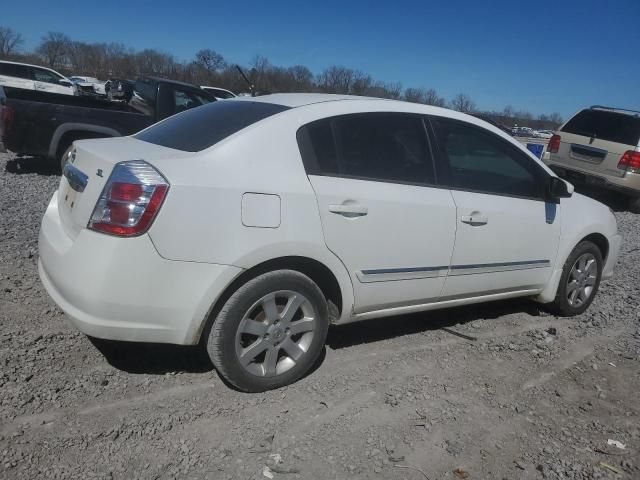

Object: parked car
[0,60,75,96]
[37,94,621,392]
[512,126,534,137]
[533,129,553,139]
[201,86,236,99]
[69,76,107,96]
[105,78,134,101]
[1,77,215,170]
[545,105,640,212]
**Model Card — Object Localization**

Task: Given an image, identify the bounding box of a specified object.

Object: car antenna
[235,65,256,97]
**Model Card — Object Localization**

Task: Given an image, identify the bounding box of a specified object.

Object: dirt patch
[0,152,638,479]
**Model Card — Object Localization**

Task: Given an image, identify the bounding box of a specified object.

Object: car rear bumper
[603,233,622,279]
[547,163,640,197]
[38,191,242,345]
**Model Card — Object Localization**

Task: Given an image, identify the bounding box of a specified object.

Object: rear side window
[0,62,32,79]
[562,109,640,146]
[135,100,290,152]
[298,113,436,185]
[433,118,546,199]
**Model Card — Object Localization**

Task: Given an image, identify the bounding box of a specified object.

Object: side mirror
[547,176,573,201]
[59,79,72,87]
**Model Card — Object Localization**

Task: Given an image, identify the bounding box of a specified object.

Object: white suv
[38,94,622,391]
[0,61,75,96]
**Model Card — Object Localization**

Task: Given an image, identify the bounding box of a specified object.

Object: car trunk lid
[57,136,189,239]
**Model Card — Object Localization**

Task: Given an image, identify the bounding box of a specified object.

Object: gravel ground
[1,151,639,480]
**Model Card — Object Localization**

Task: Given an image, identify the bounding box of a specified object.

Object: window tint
[173,89,209,113]
[561,109,640,146]
[0,62,32,79]
[33,68,62,84]
[300,113,436,184]
[135,100,290,152]
[433,118,544,199]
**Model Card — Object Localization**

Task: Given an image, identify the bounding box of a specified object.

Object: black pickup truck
[0,77,215,169]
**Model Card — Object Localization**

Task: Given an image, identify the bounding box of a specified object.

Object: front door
[298,112,457,313]
[430,116,560,299]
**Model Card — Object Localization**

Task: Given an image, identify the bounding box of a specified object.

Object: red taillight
[617,150,640,173]
[88,161,169,237]
[548,134,561,153]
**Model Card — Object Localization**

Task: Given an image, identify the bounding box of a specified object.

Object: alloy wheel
[234,290,317,377]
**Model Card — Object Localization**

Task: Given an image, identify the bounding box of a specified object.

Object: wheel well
[197,256,343,344]
[55,131,111,160]
[581,233,609,262]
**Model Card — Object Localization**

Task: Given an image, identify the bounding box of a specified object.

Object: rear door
[551,109,640,179]
[430,117,560,299]
[298,112,457,313]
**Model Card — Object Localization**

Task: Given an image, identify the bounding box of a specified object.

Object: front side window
[173,89,210,113]
[299,113,436,185]
[433,118,545,199]
[33,68,62,84]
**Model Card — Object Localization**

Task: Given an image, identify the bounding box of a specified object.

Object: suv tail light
[88,160,169,237]
[548,134,561,153]
[617,150,640,173]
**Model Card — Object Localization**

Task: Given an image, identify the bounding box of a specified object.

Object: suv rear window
[135,100,290,152]
[562,109,640,146]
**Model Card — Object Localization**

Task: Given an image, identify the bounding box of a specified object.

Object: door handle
[328,204,368,217]
[461,215,488,226]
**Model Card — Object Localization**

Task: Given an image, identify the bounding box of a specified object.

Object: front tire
[206,270,329,392]
[547,241,603,316]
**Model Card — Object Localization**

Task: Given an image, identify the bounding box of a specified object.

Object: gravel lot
[1,151,639,480]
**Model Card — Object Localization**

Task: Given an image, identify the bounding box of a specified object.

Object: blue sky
[4,0,639,118]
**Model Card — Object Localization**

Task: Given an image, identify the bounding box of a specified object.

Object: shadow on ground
[326,297,544,349]
[572,185,631,212]
[90,297,544,377]
[5,156,60,176]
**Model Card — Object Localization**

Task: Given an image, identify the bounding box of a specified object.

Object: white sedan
[38,94,622,391]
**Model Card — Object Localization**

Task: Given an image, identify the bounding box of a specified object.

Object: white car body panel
[0,61,75,96]
[38,94,622,345]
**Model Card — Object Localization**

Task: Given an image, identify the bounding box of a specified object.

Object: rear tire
[547,241,603,316]
[206,270,329,392]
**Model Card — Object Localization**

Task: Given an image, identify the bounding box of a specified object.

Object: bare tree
[424,88,445,107]
[450,93,476,113]
[36,32,71,68]
[195,49,226,71]
[503,105,514,117]
[0,27,23,57]
[548,112,563,126]
[317,66,355,94]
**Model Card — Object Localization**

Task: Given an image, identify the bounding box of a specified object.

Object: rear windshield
[135,100,290,152]
[561,109,640,146]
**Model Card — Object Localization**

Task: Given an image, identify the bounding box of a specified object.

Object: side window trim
[297,112,443,188]
[427,115,550,202]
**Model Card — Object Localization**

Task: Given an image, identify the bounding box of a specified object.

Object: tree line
[0,27,563,128]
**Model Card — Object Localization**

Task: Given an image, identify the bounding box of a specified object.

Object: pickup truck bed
[1,77,215,169]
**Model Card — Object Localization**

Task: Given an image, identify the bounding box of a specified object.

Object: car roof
[232,93,375,108]
[590,105,640,117]
[141,76,204,90]
[0,60,60,72]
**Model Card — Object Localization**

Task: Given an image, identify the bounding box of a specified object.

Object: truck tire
[628,196,640,214]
